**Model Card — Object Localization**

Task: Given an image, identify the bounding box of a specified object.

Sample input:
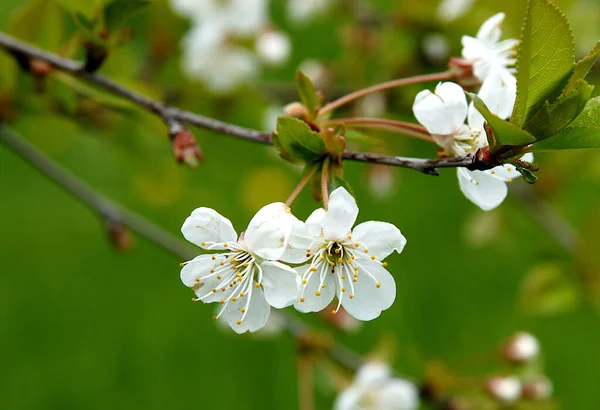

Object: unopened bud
[522,376,553,400]
[170,128,203,168]
[106,220,134,251]
[486,376,522,403]
[501,332,540,364]
[29,58,52,78]
[284,102,309,118]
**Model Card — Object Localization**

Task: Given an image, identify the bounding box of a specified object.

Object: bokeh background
[1,0,600,409]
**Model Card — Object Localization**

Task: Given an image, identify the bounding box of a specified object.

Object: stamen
[179,262,184,267]
[195,278,201,283]
[315,291,321,296]
[371,255,376,260]
[300,297,305,302]
[237,320,242,325]
[382,262,388,267]
[364,248,369,253]
[376,283,381,288]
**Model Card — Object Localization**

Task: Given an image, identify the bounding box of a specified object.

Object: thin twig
[325,117,433,143]
[0,32,483,176]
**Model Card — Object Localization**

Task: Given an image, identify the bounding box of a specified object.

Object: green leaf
[274,117,326,163]
[524,80,594,137]
[562,40,600,96]
[512,0,575,127]
[515,165,538,184]
[469,93,536,149]
[533,97,600,150]
[103,0,149,32]
[295,71,318,115]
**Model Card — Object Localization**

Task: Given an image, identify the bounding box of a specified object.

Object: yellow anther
[364,248,369,253]
[507,167,513,172]
[371,255,376,260]
[216,275,221,279]
[212,289,216,293]
[320,256,325,261]
[191,297,196,302]
[331,310,337,315]
[376,283,381,288]
[179,262,184,267]
[243,262,249,267]
[341,275,346,280]
[349,294,354,299]
[236,320,242,325]
[382,262,388,267]
[351,255,355,260]
[335,248,340,254]
[212,316,217,321]
[310,267,317,272]
[338,258,343,263]
[201,242,206,247]
[347,235,352,240]
[210,270,215,274]
[232,297,237,302]
[223,243,228,247]
[306,249,311,253]
[354,266,359,271]
[329,261,335,267]
[341,287,346,292]
[315,291,321,296]
[230,258,236,264]
[491,170,496,175]
[220,262,224,266]
[321,284,326,289]
[300,297,305,302]
[220,300,225,304]
[508,178,513,183]
[353,279,357,283]
[240,308,246,313]
[302,279,307,284]
[195,278,201,283]
[240,292,245,297]
[211,255,216,260]
[354,242,359,247]
[255,283,261,288]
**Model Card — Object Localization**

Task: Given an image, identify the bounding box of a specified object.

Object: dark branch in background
[0,31,484,176]
[0,127,453,409]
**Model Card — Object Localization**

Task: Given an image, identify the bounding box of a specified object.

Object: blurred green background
[1,0,600,409]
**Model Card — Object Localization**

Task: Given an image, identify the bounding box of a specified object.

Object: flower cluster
[413,13,532,211]
[180,187,406,333]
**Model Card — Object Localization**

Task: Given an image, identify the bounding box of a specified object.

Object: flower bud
[501,332,540,364]
[105,220,134,251]
[29,58,53,78]
[522,376,553,400]
[284,102,309,118]
[486,376,522,403]
[170,128,203,168]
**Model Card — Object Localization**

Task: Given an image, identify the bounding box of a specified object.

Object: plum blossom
[180,203,301,333]
[281,187,406,321]
[413,73,533,211]
[335,362,419,410]
[437,0,475,23]
[462,13,519,81]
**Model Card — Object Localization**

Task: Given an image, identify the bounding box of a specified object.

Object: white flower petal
[352,221,406,261]
[294,264,336,313]
[333,386,363,410]
[468,71,517,130]
[413,82,468,135]
[180,254,218,287]
[306,208,326,238]
[342,260,396,321]
[320,187,358,240]
[437,0,474,22]
[355,362,393,387]
[181,207,238,249]
[255,30,291,66]
[244,202,297,260]
[378,379,420,410]
[223,285,271,334]
[476,13,505,45]
[461,35,487,61]
[260,261,302,308]
[280,220,313,264]
[457,168,508,211]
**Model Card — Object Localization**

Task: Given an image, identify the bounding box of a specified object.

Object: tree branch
[0,31,481,176]
[0,127,453,409]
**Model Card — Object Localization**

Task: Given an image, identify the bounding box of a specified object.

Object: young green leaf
[562,40,600,96]
[469,93,536,149]
[516,165,538,184]
[533,97,600,150]
[524,80,594,137]
[104,0,149,32]
[512,0,575,127]
[274,117,326,163]
[295,71,318,115]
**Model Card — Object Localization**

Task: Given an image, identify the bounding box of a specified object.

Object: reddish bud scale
[171,129,203,168]
[29,58,52,78]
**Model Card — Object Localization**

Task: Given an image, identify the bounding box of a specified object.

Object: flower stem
[321,157,331,209]
[285,163,319,207]
[324,117,434,143]
[318,70,456,116]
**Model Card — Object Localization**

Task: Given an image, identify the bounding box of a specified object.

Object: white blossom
[288,0,331,24]
[180,203,301,333]
[256,30,292,66]
[502,331,540,363]
[335,362,419,410]
[281,187,406,321]
[461,13,518,81]
[486,376,522,403]
[413,73,533,211]
[437,0,475,22]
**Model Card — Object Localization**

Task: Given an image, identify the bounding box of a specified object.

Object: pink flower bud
[170,129,203,168]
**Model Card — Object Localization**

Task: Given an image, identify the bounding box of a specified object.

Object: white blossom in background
[368,164,395,200]
[335,362,419,410]
[281,187,406,321]
[180,203,301,333]
[413,73,533,211]
[486,376,522,403]
[288,0,331,24]
[437,0,475,22]
[298,59,330,89]
[256,30,292,66]
[422,33,450,64]
[502,331,540,363]
[462,13,519,81]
